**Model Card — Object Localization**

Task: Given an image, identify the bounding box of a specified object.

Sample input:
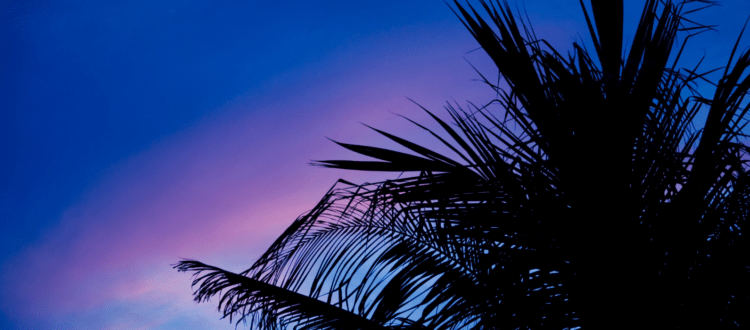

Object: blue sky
[1,0,748,328]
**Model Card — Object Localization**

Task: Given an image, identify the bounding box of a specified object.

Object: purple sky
[2,0,748,328]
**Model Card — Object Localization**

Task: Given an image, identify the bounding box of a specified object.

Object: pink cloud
[2,22,520,328]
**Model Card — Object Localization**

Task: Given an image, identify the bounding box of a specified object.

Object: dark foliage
[175,0,750,329]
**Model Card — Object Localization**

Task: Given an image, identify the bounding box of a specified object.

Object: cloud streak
[2,20,497,328]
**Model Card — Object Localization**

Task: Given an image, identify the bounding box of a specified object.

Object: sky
[1,0,749,329]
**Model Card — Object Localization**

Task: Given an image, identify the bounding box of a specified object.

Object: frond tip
[173,259,237,304]
[173,259,388,330]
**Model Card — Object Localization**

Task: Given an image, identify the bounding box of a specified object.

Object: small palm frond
[174,259,389,330]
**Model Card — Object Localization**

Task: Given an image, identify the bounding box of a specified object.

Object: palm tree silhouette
[175,0,750,329]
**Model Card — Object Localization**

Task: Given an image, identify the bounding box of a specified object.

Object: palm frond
[174,259,389,330]
[176,0,750,328]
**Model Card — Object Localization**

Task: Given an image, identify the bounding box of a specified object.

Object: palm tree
[175,0,750,329]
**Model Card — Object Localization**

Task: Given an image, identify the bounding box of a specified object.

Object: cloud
[1,21,495,328]
[22,284,230,330]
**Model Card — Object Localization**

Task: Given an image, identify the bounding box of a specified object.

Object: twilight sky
[1,0,748,329]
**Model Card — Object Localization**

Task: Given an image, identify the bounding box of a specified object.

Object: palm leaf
[176,1,750,328]
[173,259,388,330]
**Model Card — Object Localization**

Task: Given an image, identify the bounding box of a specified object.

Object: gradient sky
[1,0,748,329]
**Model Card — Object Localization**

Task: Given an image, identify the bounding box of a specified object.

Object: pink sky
[9,0,741,327]
[2,21,505,328]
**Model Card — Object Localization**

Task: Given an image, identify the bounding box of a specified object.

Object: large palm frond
[176,0,750,329]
